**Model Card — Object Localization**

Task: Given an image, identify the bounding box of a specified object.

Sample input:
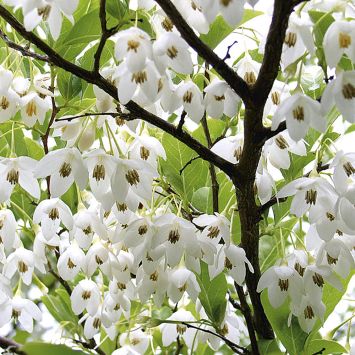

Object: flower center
[292,106,304,121]
[125,169,140,186]
[95,255,103,265]
[93,164,105,181]
[138,224,148,235]
[6,169,19,185]
[83,225,92,235]
[18,261,28,273]
[93,318,101,329]
[183,90,193,103]
[140,146,150,160]
[207,225,220,239]
[26,100,37,117]
[219,323,229,336]
[176,324,187,334]
[304,305,314,319]
[131,338,141,346]
[38,5,51,20]
[312,272,324,287]
[294,262,305,276]
[117,203,128,212]
[338,32,351,48]
[168,229,180,243]
[0,96,9,110]
[220,0,232,6]
[305,189,317,205]
[244,71,256,85]
[161,17,173,32]
[327,253,338,265]
[234,146,243,162]
[67,258,76,269]
[127,40,140,52]
[343,161,355,176]
[271,91,281,105]
[284,32,297,47]
[114,303,120,311]
[214,94,225,102]
[224,257,233,270]
[82,290,91,300]
[12,309,21,318]
[278,278,289,291]
[167,46,178,59]
[117,282,126,290]
[342,83,355,99]
[326,212,335,221]
[178,282,188,292]
[275,135,289,149]
[150,271,158,281]
[59,162,72,178]
[48,208,59,220]
[131,71,147,84]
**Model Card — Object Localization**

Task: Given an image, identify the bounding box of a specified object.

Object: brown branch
[154,0,251,104]
[55,112,119,122]
[0,337,26,355]
[0,4,236,179]
[235,284,259,355]
[252,0,295,107]
[179,156,200,175]
[0,29,50,63]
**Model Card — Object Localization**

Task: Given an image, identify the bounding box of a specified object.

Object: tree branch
[0,4,236,179]
[55,112,119,122]
[0,337,26,355]
[252,0,295,106]
[154,0,251,104]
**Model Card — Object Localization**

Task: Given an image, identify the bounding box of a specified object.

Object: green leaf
[57,69,83,102]
[25,137,44,160]
[257,339,283,355]
[159,133,209,201]
[191,187,213,214]
[305,340,347,355]
[21,342,86,355]
[107,0,129,19]
[261,292,308,355]
[196,261,227,327]
[61,183,79,215]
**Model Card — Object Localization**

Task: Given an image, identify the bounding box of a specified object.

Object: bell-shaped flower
[160,309,197,350]
[337,195,355,232]
[277,176,336,218]
[282,14,315,68]
[167,268,201,303]
[0,157,40,202]
[321,70,355,123]
[0,67,19,122]
[34,198,73,240]
[255,162,274,204]
[204,79,240,119]
[287,250,308,276]
[35,147,88,197]
[119,328,150,354]
[263,80,291,119]
[176,81,205,123]
[224,245,254,285]
[0,296,42,333]
[211,134,244,164]
[194,213,231,245]
[71,208,107,249]
[114,27,152,72]
[330,150,355,194]
[82,306,105,339]
[272,93,325,141]
[155,213,200,267]
[323,20,355,68]
[102,291,130,325]
[3,247,35,285]
[257,265,303,308]
[114,60,161,105]
[292,294,325,333]
[154,32,193,74]
[57,244,85,281]
[218,0,245,27]
[236,53,260,86]
[84,242,109,277]
[71,279,101,316]
[264,131,306,170]
[0,209,17,251]
[20,91,51,127]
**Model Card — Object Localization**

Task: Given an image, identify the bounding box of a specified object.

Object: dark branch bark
[0,4,236,178]
[154,0,251,104]
[0,337,26,355]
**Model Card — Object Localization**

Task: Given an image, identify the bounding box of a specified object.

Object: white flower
[323,20,355,69]
[0,209,17,251]
[194,213,231,245]
[82,307,104,339]
[35,147,88,197]
[119,328,150,354]
[211,134,244,164]
[3,247,35,285]
[204,79,240,119]
[176,81,205,123]
[114,27,152,72]
[0,157,40,202]
[257,265,303,308]
[20,91,51,127]
[321,70,355,123]
[57,244,85,281]
[282,14,315,68]
[236,54,260,86]
[0,296,42,333]
[84,243,109,277]
[224,245,254,285]
[167,268,201,303]
[154,32,193,74]
[271,93,325,141]
[160,309,197,349]
[217,0,246,27]
[255,163,274,204]
[71,279,101,316]
[33,198,73,240]
[0,66,19,122]
[330,150,355,194]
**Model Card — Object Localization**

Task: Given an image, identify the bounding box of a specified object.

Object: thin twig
[177,110,186,132]
[179,156,201,175]
[223,40,238,61]
[0,337,26,355]
[56,112,119,122]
